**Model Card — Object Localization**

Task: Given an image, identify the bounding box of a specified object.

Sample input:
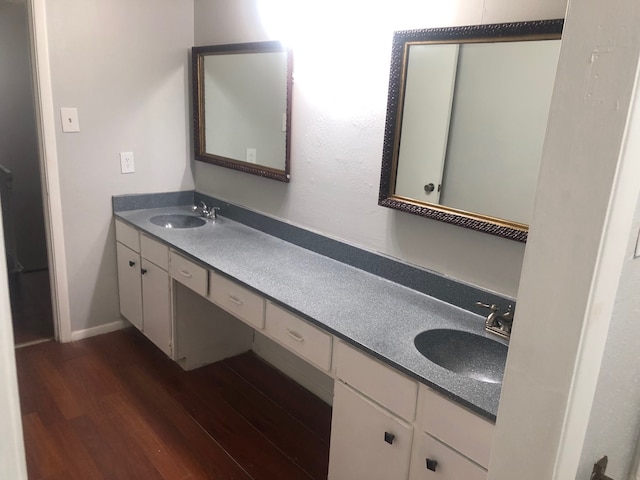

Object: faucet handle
[499,304,514,321]
[476,301,499,312]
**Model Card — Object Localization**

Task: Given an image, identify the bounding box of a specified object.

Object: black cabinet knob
[384,432,395,445]
[141,268,147,275]
[426,458,438,472]
[128,260,136,267]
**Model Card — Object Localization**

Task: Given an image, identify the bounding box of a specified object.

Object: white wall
[577,192,640,479]
[0,2,48,270]
[193,0,567,298]
[46,0,195,332]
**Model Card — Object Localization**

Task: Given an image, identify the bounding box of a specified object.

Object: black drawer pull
[128,260,136,267]
[426,458,438,472]
[384,432,395,445]
[141,268,147,275]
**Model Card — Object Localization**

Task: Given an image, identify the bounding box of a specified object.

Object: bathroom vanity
[114,194,509,480]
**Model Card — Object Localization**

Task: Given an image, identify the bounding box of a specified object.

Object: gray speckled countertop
[115,205,506,421]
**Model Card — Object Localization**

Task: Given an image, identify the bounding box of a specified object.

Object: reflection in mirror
[380,20,563,242]
[193,41,292,182]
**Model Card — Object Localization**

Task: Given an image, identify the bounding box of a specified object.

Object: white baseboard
[252,332,334,405]
[70,319,129,342]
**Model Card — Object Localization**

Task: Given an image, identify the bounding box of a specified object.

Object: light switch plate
[60,107,80,132]
[120,152,135,174]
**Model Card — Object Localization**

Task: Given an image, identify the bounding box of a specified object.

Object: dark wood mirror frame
[379,19,564,242]
[192,41,293,183]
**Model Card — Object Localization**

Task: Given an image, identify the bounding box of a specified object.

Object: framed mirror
[379,20,563,242]
[192,41,293,182]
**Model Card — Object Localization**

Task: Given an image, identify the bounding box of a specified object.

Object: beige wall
[46,0,195,332]
[193,0,567,299]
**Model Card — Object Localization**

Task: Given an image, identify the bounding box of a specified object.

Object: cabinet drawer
[115,219,140,252]
[335,341,418,422]
[419,386,494,469]
[264,302,332,371]
[169,251,208,297]
[208,270,265,329]
[410,432,486,480]
[141,234,169,271]
[329,381,413,480]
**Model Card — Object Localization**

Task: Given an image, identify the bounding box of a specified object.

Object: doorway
[0,1,54,347]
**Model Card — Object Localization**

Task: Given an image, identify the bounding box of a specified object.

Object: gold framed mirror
[379,19,564,242]
[192,41,293,182]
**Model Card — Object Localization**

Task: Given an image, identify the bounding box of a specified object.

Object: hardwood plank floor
[15,328,332,480]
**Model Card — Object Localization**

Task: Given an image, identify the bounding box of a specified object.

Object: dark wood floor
[10,270,55,346]
[15,328,332,479]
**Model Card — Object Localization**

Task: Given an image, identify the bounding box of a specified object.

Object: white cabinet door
[141,258,171,357]
[116,242,143,330]
[329,381,413,480]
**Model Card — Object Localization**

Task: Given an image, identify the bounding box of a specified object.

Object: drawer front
[410,432,486,480]
[115,219,140,252]
[140,234,169,271]
[264,302,332,371]
[208,270,265,329]
[169,251,208,297]
[419,386,494,469]
[335,341,418,422]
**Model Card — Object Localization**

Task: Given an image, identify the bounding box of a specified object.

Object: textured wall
[193,0,568,298]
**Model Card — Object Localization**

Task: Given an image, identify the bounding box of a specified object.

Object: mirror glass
[379,20,563,242]
[192,41,292,182]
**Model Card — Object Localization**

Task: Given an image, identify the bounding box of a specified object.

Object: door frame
[26,0,71,342]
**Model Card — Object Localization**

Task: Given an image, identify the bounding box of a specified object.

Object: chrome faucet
[192,201,219,220]
[476,302,513,339]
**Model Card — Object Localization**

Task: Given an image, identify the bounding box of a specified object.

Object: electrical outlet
[60,107,80,132]
[246,148,257,163]
[120,152,135,174]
